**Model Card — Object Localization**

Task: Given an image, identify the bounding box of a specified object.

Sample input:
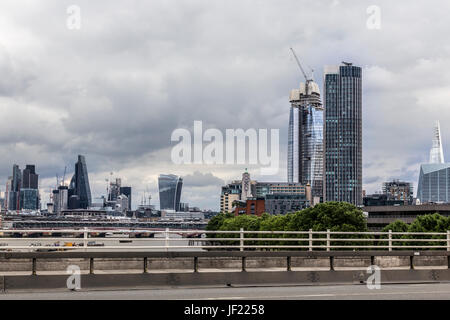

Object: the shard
[429,120,444,164]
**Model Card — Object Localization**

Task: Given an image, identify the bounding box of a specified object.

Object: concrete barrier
[0,250,449,291]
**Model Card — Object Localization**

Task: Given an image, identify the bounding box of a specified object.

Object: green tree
[286,202,367,232]
[283,202,368,250]
[382,220,409,233]
[381,220,409,249]
[406,213,450,249]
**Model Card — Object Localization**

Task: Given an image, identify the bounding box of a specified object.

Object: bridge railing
[0,228,450,251]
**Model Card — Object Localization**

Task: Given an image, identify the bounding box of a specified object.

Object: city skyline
[1,1,450,210]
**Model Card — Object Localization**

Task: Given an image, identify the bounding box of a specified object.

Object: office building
[108,178,121,201]
[234,197,266,216]
[417,163,450,203]
[19,188,39,210]
[69,155,92,209]
[220,181,242,213]
[365,204,450,231]
[220,170,312,214]
[22,165,38,189]
[119,186,132,210]
[158,174,183,211]
[264,193,309,215]
[288,80,324,199]
[21,165,39,210]
[323,62,362,205]
[417,122,450,204]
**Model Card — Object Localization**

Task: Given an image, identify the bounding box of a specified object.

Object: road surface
[2,283,450,299]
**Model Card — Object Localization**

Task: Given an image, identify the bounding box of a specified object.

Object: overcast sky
[1,0,449,210]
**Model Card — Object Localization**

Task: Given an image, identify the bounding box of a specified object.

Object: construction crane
[290,47,312,83]
[62,166,67,187]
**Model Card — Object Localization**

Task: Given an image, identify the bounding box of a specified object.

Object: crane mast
[290,47,313,95]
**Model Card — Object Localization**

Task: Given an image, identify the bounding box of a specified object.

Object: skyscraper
[430,120,444,164]
[69,155,92,209]
[20,164,39,210]
[5,165,22,210]
[417,122,450,203]
[158,174,183,211]
[323,63,362,205]
[119,186,132,210]
[288,80,324,198]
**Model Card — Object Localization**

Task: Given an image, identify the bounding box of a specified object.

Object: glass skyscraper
[288,80,324,198]
[417,164,450,203]
[417,122,450,203]
[69,155,92,209]
[158,174,183,211]
[323,63,362,205]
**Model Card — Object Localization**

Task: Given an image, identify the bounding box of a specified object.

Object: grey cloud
[182,171,224,188]
[1,1,450,208]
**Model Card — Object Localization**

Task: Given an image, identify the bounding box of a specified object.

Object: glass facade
[20,188,39,210]
[288,81,323,198]
[417,163,450,203]
[324,64,362,205]
[69,155,92,209]
[158,174,183,211]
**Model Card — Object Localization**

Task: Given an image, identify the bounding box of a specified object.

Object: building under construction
[287,48,324,201]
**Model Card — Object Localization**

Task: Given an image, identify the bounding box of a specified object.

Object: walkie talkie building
[158,174,183,211]
[288,81,324,199]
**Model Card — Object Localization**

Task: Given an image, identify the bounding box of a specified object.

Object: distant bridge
[2,219,208,230]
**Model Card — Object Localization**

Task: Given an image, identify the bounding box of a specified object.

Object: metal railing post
[330,256,334,271]
[241,256,246,272]
[194,257,199,273]
[447,231,450,251]
[309,229,313,252]
[326,229,331,252]
[90,258,94,274]
[32,258,36,275]
[410,255,414,270]
[165,228,170,252]
[240,228,244,252]
[143,257,148,274]
[83,227,88,251]
[287,256,291,271]
[388,230,392,252]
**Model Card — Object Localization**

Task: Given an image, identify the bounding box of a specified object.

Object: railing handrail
[1,228,450,252]
[2,228,450,236]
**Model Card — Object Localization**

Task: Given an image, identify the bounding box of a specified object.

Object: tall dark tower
[69,155,92,209]
[323,63,362,205]
[22,165,38,189]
